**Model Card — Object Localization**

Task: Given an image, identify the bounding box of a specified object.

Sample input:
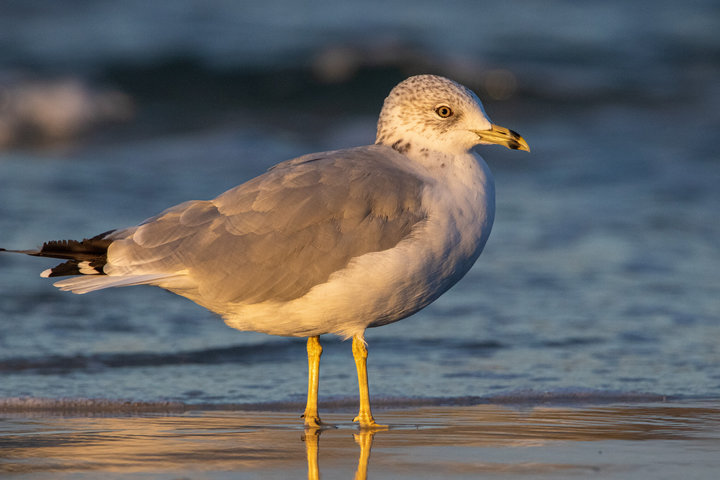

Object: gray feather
[105,145,428,304]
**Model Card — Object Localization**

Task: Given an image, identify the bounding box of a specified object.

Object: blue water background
[0,0,718,408]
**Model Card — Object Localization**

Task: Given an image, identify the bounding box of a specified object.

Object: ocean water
[0,0,719,412]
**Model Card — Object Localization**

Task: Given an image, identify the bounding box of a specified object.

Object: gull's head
[376,74,529,157]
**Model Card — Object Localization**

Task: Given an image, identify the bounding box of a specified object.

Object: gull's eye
[435,105,453,118]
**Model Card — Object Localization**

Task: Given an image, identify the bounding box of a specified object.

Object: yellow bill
[475,125,530,152]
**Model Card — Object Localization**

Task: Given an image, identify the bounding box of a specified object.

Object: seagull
[1,75,529,428]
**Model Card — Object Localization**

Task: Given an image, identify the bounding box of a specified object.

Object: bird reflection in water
[303,427,377,480]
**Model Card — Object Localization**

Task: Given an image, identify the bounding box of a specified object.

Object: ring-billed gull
[1,75,529,428]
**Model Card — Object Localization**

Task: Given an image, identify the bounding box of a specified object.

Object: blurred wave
[0,74,133,148]
[1,0,717,149]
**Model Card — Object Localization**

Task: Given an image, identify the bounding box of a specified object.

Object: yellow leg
[302,336,323,428]
[352,335,387,429]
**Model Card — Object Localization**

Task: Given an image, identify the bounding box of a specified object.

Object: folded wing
[55,145,429,305]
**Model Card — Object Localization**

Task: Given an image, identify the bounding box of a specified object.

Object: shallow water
[2,402,719,479]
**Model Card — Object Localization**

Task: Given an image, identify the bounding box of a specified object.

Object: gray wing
[105,145,428,304]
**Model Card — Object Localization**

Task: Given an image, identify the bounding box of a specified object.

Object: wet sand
[2,400,719,479]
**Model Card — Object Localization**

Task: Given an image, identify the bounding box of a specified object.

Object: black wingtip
[33,230,115,261]
[43,259,106,277]
[4,230,116,278]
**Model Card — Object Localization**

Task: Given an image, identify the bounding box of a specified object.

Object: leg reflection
[301,427,379,480]
[353,429,376,480]
[302,428,321,480]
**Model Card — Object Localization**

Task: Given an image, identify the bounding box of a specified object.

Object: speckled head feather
[375,74,493,157]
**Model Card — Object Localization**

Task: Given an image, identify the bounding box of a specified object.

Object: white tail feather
[53,273,185,294]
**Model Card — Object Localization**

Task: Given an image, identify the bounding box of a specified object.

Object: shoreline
[0,390,678,415]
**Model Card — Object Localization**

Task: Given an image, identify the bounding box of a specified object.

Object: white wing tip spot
[78,261,101,275]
